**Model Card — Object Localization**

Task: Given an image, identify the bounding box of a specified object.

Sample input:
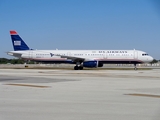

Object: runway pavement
[0,69,160,120]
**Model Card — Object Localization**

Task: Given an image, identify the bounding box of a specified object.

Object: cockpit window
[142,53,149,56]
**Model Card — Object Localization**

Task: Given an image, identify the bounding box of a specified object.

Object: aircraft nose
[149,56,154,62]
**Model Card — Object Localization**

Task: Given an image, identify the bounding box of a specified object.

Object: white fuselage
[8,49,153,64]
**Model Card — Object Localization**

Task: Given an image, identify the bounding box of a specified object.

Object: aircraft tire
[79,66,83,70]
[74,66,79,70]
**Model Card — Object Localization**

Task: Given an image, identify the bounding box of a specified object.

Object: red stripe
[23,58,67,61]
[10,30,17,35]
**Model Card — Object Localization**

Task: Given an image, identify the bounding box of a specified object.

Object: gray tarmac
[0,69,160,120]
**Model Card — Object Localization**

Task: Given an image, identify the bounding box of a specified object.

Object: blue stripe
[11,35,29,51]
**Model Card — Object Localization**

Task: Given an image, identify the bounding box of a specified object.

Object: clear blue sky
[0,0,160,59]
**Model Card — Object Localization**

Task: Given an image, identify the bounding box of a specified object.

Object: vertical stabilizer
[10,30,30,51]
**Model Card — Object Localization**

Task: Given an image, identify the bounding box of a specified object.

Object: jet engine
[83,61,103,68]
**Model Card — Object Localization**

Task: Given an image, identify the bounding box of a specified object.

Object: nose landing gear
[134,64,137,70]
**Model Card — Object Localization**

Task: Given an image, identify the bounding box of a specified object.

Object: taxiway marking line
[5,83,50,88]
[125,93,160,98]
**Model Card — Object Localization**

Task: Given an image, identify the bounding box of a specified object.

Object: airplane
[7,30,154,70]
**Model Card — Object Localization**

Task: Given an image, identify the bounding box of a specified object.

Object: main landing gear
[74,62,83,70]
[74,65,83,70]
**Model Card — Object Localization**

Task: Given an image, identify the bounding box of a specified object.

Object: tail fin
[10,30,30,51]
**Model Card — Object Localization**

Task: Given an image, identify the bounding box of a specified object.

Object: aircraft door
[29,51,33,58]
[134,51,138,59]
[103,53,107,58]
[67,52,71,56]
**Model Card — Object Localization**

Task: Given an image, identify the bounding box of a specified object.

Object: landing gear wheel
[134,67,137,70]
[79,66,83,70]
[74,66,79,70]
[74,66,83,70]
[134,64,137,70]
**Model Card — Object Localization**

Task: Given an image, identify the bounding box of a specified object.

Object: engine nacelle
[83,61,103,68]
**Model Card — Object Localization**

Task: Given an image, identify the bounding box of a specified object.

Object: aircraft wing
[55,54,85,62]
